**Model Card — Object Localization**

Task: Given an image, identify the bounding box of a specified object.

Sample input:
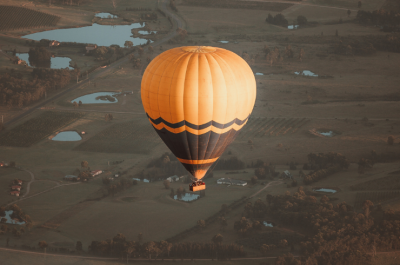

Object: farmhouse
[167,175,180,182]
[91,170,103,177]
[217,178,247,186]
[86,44,97,53]
[15,179,22,185]
[10,191,20,196]
[283,170,293,179]
[11,185,21,191]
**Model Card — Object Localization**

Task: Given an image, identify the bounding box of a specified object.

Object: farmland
[0,5,60,31]
[0,111,84,147]
[73,118,162,154]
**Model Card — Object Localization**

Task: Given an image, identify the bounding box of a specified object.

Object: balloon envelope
[141,46,256,179]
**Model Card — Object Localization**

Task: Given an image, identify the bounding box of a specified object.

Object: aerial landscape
[1,0,400,264]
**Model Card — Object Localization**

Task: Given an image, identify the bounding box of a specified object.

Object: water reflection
[0,210,26,225]
[314,188,337,193]
[317,131,334,137]
[255,73,264,75]
[72,92,119,104]
[132,178,150,183]
[174,193,200,202]
[95,13,117,19]
[138,30,157,35]
[16,53,72,69]
[52,131,82,141]
[263,221,273,227]
[288,25,299,29]
[218,41,229,43]
[295,70,318,77]
[22,23,149,47]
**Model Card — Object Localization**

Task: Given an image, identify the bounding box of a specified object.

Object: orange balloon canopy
[141,46,256,179]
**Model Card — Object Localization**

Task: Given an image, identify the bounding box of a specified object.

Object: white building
[217,178,247,186]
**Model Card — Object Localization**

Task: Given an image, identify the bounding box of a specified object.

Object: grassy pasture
[0,111,85,147]
[73,119,161,154]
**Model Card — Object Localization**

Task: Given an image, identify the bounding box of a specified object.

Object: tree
[163,180,170,189]
[138,233,143,243]
[197,220,206,230]
[124,41,133,48]
[125,241,135,263]
[138,47,144,57]
[19,227,25,234]
[81,161,89,169]
[148,46,154,54]
[297,15,307,25]
[212,234,223,244]
[38,241,48,252]
[78,100,82,107]
[298,48,305,62]
[219,217,228,231]
[362,200,374,218]
[347,9,351,17]
[358,1,362,8]
[260,244,270,256]
[251,176,258,185]
[76,241,83,252]
[73,101,78,108]
[387,136,394,145]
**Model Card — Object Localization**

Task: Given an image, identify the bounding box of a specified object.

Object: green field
[0,111,84,147]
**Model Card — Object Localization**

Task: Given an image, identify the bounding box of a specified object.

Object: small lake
[16,53,72,69]
[95,13,118,19]
[218,41,229,43]
[288,25,299,29]
[263,221,273,227]
[138,30,157,35]
[72,92,119,104]
[52,131,82,141]
[132,178,150,183]
[255,73,264,76]
[0,210,25,225]
[317,130,334,137]
[295,70,318,77]
[313,188,337,193]
[22,23,149,47]
[174,193,200,202]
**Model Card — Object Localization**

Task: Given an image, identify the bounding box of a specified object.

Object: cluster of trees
[51,0,85,6]
[104,113,114,121]
[303,166,341,185]
[140,13,158,20]
[333,39,376,56]
[266,13,288,27]
[170,0,178,12]
[0,204,32,237]
[136,153,187,181]
[357,9,400,28]
[88,233,245,260]
[214,156,246,170]
[27,47,51,66]
[0,68,71,107]
[102,176,134,196]
[254,161,278,180]
[263,45,305,65]
[263,186,400,264]
[168,28,188,44]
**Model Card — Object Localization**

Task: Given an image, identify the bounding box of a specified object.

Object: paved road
[4,0,182,128]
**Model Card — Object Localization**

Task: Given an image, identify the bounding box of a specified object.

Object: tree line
[87,233,245,260]
[0,68,71,107]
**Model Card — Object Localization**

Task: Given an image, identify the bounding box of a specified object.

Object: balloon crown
[181,46,217,53]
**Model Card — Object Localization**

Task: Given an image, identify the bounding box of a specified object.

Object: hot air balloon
[141,46,256,191]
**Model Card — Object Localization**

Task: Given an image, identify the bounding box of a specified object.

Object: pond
[0,210,25,225]
[132,178,150,183]
[263,221,274,227]
[174,193,200,202]
[313,188,337,193]
[71,92,120,104]
[255,73,264,76]
[288,25,299,29]
[95,12,118,19]
[295,70,318,77]
[52,131,82,141]
[218,41,229,43]
[22,23,149,47]
[16,53,72,69]
[138,30,157,35]
[317,130,335,137]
